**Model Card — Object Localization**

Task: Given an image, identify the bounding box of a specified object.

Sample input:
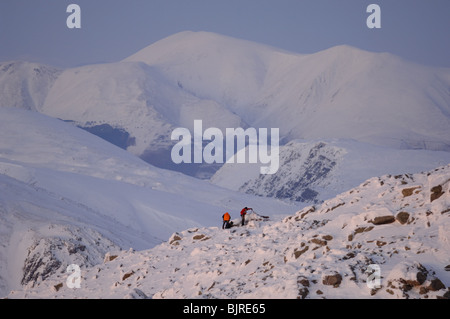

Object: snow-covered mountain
[8,164,449,299]
[40,61,245,161]
[0,107,294,297]
[124,31,450,151]
[211,139,450,203]
[1,31,449,179]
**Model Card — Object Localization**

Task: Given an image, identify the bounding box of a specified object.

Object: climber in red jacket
[240,207,252,226]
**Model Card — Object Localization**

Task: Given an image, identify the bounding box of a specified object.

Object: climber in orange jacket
[222,212,232,229]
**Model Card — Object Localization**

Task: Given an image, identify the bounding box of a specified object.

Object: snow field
[0,107,295,297]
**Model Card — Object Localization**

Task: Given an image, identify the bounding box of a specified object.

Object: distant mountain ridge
[124,31,450,150]
[1,31,450,181]
[1,32,449,157]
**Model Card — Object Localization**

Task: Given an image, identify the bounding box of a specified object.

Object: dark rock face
[78,124,136,150]
[22,248,62,286]
[241,142,339,203]
[430,185,444,202]
[20,226,118,288]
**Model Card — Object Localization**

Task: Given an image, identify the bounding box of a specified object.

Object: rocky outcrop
[20,225,118,288]
[370,215,395,225]
[322,273,343,287]
[430,185,444,202]
[386,262,447,298]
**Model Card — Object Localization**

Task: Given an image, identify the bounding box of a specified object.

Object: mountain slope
[0,173,125,294]
[211,139,450,203]
[260,45,450,150]
[0,61,61,111]
[124,31,282,109]
[39,59,245,177]
[41,61,245,156]
[9,164,450,299]
[0,107,294,297]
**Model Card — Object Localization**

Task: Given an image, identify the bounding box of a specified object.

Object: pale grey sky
[0,0,449,68]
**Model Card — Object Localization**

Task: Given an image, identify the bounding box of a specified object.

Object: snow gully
[171,120,280,174]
